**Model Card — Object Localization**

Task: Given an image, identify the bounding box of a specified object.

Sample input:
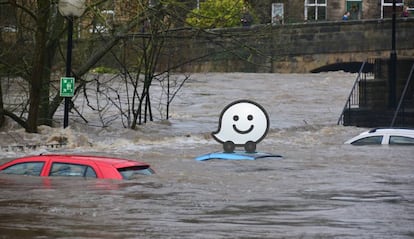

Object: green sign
[60,77,75,97]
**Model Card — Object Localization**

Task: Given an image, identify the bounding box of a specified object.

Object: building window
[381,0,404,18]
[346,0,362,20]
[271,3,284,24]
[304,0,327,21]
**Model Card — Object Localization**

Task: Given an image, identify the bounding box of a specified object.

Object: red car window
[0,162,44,176]
[49,162,97,178]
[118,166,155,180]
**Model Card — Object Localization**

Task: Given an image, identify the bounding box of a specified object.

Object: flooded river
[1,72,413,238]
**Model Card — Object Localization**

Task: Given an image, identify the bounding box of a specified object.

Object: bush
[186,0,254,28]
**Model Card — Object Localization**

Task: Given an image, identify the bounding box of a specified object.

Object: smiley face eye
[233,115,239,121]
[247,115,253,121]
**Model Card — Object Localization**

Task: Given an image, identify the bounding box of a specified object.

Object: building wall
[364,0,382,19]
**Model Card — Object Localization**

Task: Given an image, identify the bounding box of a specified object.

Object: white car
[345,128,414,145]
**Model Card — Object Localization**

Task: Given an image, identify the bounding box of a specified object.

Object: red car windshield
[118,166,154,180]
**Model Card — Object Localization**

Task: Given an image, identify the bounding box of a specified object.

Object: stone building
[253,0,413,24]
[103,0,413,25]
[1,1,412,33]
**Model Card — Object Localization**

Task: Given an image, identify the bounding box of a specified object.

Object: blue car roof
[195,151,282,161]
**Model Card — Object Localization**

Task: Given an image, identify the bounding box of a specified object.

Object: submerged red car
[0,154,154,180]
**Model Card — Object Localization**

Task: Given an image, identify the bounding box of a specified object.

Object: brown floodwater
[1,73,413,238]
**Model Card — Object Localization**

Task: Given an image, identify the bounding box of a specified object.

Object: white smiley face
[212,100,269,146]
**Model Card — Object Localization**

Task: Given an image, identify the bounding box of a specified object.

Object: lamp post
[58,0,86,128]
[389,0,397,108]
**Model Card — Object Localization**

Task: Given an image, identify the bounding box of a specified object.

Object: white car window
[351,136,383,145]
[389,136,414,145]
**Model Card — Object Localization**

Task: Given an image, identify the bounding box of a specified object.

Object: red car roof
[0,154,152,180]
[43,155,149,169]
[1,154,148,167]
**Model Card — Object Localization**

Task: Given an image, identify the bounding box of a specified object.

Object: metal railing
[337,60,374,125]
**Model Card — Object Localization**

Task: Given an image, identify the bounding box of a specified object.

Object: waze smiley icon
[212,100,269,153]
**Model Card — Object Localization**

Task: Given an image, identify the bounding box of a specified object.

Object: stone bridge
[153,18,414,73]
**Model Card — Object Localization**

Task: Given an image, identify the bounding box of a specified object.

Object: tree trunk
[38,14,65,126]
[0,78,4,127]
[26,0,49,133]
[0,28,3,127]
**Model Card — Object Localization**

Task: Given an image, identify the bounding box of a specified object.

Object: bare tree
[0,0,140,132]
[0,0,269,132]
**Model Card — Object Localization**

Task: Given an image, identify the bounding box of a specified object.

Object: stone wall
[169,18,414,73]
[92,18,414,74]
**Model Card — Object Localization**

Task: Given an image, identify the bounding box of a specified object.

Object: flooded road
[1,72,413,238]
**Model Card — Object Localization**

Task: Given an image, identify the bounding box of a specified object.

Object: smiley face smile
[233,124,254,134]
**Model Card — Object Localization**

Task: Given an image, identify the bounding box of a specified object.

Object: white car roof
[345,128,414,144]
[364,128,414,136]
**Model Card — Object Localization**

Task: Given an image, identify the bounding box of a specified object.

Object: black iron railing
[337,60,374,125]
